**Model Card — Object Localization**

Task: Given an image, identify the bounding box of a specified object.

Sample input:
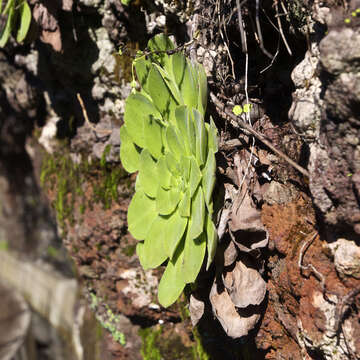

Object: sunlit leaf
[179,187,191,217]
[178,59,198,110]
[165,124,185,160]
[0,6,14,47]
[164,207,188,259]
[171,52,186,90]
[138,149,158,198]
[193,109,207,166]
[128,190,157,240]
[202,151,216,208]
[165,152,181,176]
[156,185,181,215]
[207,117,218,153]
[138,215,169,269]
[175,106,190,154]
[189,157,202,198]
[180,155,190,182]
[147,65,177,119]
[188,186,205,240]
[205,211,217,270]
[157,156,172,189]
[119,126,141,173]
[195,63,208,115]
[134,56,151,89]
[144,116,163,159]
[124,93,161,148]
[16,1,31,43]
[153,63,182,106]
[158,240,186,307]
[148,33,174,71]
[182,232,206,283]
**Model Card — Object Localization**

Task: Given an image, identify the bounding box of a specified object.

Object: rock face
[1,1,360,359]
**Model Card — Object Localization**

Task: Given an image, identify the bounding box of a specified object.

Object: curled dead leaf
[223,256,266,308]
[224,240,238,267]
[189,294,205,327]
[210,279,261,338]
[229,192,268,252]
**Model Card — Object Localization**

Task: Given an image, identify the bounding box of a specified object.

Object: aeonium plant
[120,34,218,307]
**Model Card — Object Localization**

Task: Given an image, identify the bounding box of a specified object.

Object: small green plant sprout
[0,0,31,47]
[121,0,132,5]
[120,34,218,308]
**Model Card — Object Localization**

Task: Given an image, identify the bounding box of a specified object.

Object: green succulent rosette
[120,34,218,307]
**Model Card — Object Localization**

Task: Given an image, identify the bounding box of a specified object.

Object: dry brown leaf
[229,192,268,252]
[223,257,266,308]
[189,294,205,327]
[210,279,261,338]
[224,240,238,267]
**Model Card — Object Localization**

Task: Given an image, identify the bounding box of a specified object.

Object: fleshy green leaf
[124,93,161,148]
[128,190,157,240]
[165,124,185,160]
[165,152,181,176]
[147,65,177,119]
[178,59,198,111]
[148,33,175,71]
[205,211,217,270]
[207,117,219,153]
[2,0,14,15]
[193,109,207,166]
[153,63,182,106]
[0,6,14,48]
[195,63,208,115]
[188,186,205,240]
[137,215,169,269]
[182,232,206,283]
[138,149,158,198]
[202,151,216,208]
[158,240,186,307]
[171,52,186,90]
[189,157,202,198]
[180,155,191,183]
[134,56,151,89]
[175,106,191,154]
[144,116,163,159]
[156,186,181,215]
[16,1,31,43]
[157,156,172,189]
[164,207,188,259]
[119,126,141,173]
[179,187,191,217]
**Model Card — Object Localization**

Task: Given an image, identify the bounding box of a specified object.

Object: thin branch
[217,0,235,79]
[236,0,247,53]
[255,0,273,59]
[77,93,112,135]
[210,92,310,177]
[274,0,292,56]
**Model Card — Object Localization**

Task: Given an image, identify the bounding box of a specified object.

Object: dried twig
[255,0,273,59]
[76,93,112,136]
[236,0,247,53]
[210,93,310,177]
[274,0,292,56]
[217,0,235,79]
[298,232,326,290]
